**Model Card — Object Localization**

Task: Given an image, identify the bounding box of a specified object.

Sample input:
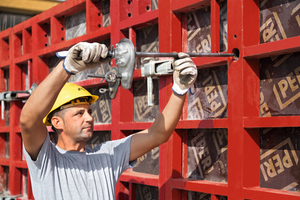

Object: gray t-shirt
[24,133,135,200]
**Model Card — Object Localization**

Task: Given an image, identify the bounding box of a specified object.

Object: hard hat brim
[43,94,98,126]
[43,83,99,126]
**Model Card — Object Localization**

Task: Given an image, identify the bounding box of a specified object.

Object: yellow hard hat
[43,83,99,126]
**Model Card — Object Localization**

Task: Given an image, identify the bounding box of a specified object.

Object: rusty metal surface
[133,146,159,175]
[260,128,300,192]
[220,1,228,52]
[65,10,86,41]
[260,0,300,44]
[135,184,158,200]
[133,79,159,122]
[260,52,300,116]
[188,65,228,120]
[102,0,111,27]
[136,24,159,69]
[86,86,112,124]
[187,6,211,53]
[187,129,228,183]
[85,131,111,149]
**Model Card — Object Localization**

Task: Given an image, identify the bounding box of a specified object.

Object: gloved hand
[56,42,108,75]
[172,53,197,95]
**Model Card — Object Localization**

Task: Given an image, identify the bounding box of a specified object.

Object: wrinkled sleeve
[23,133,54,182]
[109,135,137,177]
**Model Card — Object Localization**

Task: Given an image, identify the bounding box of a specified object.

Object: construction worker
[20,42,197,200]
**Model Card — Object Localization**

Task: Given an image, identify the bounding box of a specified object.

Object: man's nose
[85,112,93,122]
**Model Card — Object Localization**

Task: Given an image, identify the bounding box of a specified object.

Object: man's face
[61,104,94,142]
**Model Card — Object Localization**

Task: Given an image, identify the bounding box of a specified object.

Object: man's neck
[56,137,86,152]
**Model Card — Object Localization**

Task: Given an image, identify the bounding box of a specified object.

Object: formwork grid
[0,0,299,199]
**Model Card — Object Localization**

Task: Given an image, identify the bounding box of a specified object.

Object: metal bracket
[87,67,121,99]
[84,38,235,100]
[141,59,173,106]
[87,38,135,98]
[113,38,135,89]
[0,83,37,120]
[106,66,121,99]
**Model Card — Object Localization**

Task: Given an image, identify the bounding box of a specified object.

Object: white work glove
[172,53,198,95]
[56,42,108,75]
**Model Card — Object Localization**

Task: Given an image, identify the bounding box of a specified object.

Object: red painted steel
[244,36,300,59]
[0,0,299,199]
[210,0,220,53]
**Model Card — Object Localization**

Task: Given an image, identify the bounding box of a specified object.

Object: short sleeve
[23,133,54,182]
[103,135,136,178]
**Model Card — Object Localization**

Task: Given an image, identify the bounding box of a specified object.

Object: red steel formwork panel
[0,0,300,199]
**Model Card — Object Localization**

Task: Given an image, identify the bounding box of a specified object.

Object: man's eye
[76,112,83,116]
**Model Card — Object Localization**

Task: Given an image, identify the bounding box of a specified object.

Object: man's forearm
[20,60,71,160]
[20,61,70,128]
[148,92,186,145]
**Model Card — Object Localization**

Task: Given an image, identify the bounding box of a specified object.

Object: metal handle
[147,77,153,107]
[82,39,236,102]
[79,51,113,59]
[0,83,37,120]
[79,48,235,59]
[1,100,4,120]
[99,88,113,93]
[135,52,235,58]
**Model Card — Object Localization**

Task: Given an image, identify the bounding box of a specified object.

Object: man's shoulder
[86,136,132,154]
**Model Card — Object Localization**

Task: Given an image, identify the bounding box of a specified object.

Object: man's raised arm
[20,42,108,160]
[129,53,198,161]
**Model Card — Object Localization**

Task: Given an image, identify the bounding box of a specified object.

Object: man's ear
[51,116,64,130]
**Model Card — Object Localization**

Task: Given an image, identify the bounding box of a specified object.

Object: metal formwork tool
[87,38,235,102]
[0,83,37,120]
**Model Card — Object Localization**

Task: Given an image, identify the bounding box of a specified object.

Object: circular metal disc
[113,38,135,89]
